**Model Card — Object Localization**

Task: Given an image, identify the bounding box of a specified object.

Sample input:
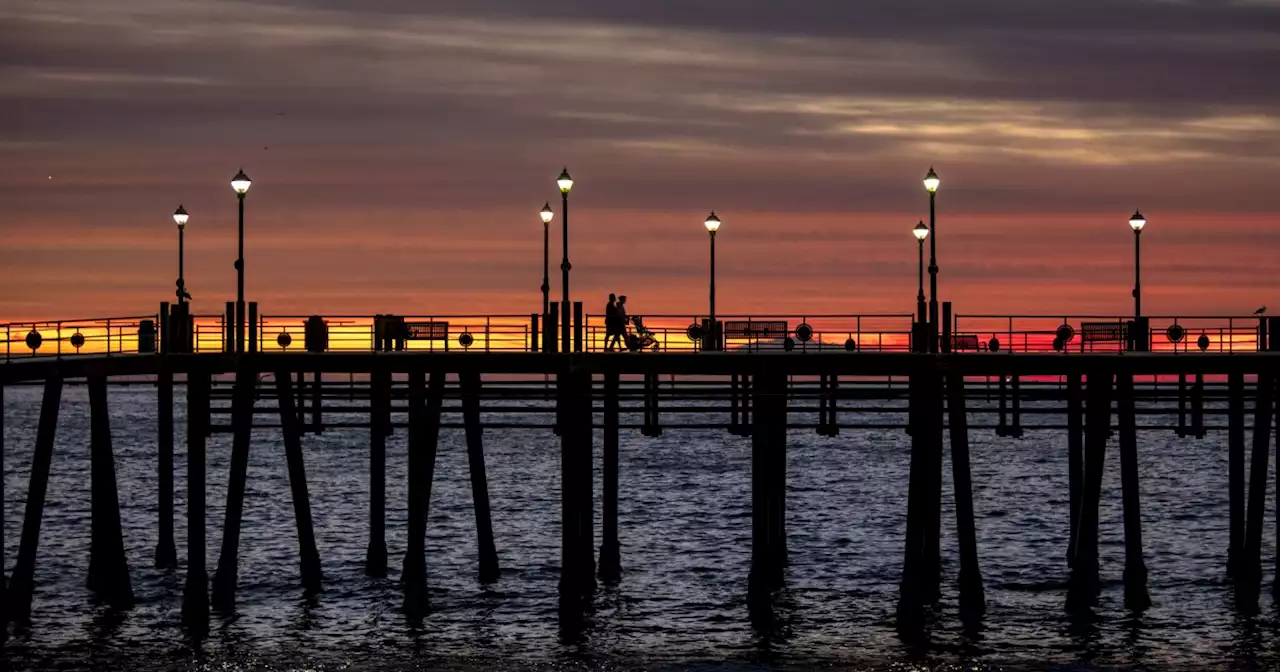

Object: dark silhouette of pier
[1,339,1279,636]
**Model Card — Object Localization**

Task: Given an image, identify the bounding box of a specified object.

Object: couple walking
[604,293,629,351]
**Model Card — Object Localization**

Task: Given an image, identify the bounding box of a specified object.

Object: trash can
[138,320,156,354]
[304,315,328,353]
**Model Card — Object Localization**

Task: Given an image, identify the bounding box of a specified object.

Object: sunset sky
[2,0,1278,323]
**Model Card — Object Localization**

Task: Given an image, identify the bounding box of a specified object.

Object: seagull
[1255,306,1267,315]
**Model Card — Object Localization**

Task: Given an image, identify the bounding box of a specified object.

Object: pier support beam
[403,370,443,613]
[1228,372,1244,578]
[366,369,390,577]
[1116,373,1150,611]
[1067,373,1083,568]
[275,372,323,593]
[922,367,943,604]
[460,372,500,584]
[0,384,5,607]
[87,376,134,608]
[559,369,596,613]
[1192,373,1206,439]
[182,371,210,629]
[1010,375,1024,438]
[749,369,788,598]
[599,371,622,582]
[8,376,63,621]
[211,364,257,611]
[155,364,178,569]
[899,371,928,616]
[1240,373,1273,604]
[946,371,985,614]
[1068,371,1111,612]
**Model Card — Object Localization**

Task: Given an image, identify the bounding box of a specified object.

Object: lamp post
[230,169,251,354]
[1129,209,1145,320]
[704,211,721,351]
[557,168,574,352]
[540,203,553,319]
[913,220,929,327]
[174,205,190,304]
[923,167,940,352]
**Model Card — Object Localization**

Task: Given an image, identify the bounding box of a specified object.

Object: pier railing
[2,311,1273,360]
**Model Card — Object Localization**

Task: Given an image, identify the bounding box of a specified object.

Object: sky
[2,0,1278,323]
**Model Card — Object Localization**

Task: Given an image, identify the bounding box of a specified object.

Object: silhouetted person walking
[605,293,622,351]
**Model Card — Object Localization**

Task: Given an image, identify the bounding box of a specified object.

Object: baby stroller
[625,316,660,352]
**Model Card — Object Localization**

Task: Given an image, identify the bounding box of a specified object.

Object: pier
[2,307,1279,634]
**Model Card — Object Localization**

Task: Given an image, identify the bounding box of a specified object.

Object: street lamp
[923,167,940,352]
[704,211,721,351]
[540,202,553,318]
[913,220,929,324]
[231,169,251,353]
[1129,209,1146,320]
[557,168,574,352]
[174,205,190,304]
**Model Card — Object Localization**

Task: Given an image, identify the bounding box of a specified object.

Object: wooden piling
[1241,373,1273,601]
[1010,375,1024,438]
[827,375,840,436]
[749,369,787,597]
[558,369,595,611]
[274,371,323,593]
[1067,373,1083,568]
[1228,372,1244,578]
[182,371,210,627]
[8,375,63,621]
[211,364,257,611]
[730,374,740,434]
[1177,373,1187,438]
[366,369,389,577]
[898,371,927,615]
[599,370,622,582]
[923,366,944,604]
[86,376,134,607]
[573,370,597,594]
[1115,373,1151,611]
[946,371,985,614]
[311,371,323,433]
[460,371,500,584]
[997,374,1008,436]
[1192,373,1206,439]
[155,363,178,569]
[403,370,443,611]
[0,384,4,603]
[642,372,662,437]
[1067,371,1111,612]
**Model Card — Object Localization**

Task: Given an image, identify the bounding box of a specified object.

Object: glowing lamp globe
[173,205,190,228]
[913,221,929,240]
[1129,209,1146,232]
[923,167,940,193]
[230,169,252,195]
[704,211,721,233]
[540,202,554,224]
[557,168,574,193]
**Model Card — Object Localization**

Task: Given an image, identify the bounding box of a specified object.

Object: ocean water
[2,381,1279,671]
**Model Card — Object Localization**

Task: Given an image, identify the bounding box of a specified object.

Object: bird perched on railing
[1255,306,1266,315]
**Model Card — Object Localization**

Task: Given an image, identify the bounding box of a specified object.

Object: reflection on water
[3,385,1280,670]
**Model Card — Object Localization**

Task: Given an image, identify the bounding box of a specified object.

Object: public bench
[1079,321,1127,352]
[952,334,981,351]
[723,320,789,350]
[406,321,450,351]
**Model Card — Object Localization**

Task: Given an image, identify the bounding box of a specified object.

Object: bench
[952,334,981,351]
[723,320,788,350]
[1080,321,1127,352]
[406,321,450,350]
